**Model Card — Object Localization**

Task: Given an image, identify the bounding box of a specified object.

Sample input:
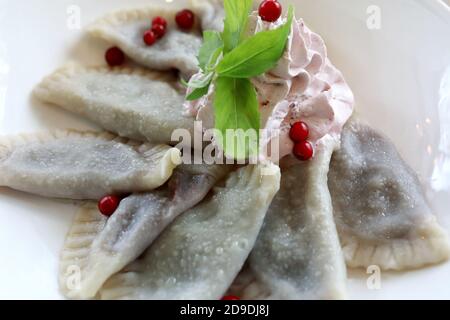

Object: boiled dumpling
[99,164,280,300]
[34,65,195,145]
[329,118,450,270]
[87,5,204,77]
[191,0,225,31]
[0,130,180,199]
[228,136,347,300]
[59,164,232,299]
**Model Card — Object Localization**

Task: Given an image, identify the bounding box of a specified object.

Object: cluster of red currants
[142,16,168,46]
[289,121,314,161]
[143,9,195,46]
[104,9,196,67]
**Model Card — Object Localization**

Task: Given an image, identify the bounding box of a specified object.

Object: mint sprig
[186,71,214,101]
[185,0,294,159]
[198,31,223,72]
[186,84,211,101]
[222,0,253,53]
[214,77,260,160]
[217,6,294,78]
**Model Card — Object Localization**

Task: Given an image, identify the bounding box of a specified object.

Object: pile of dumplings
[1,0,449,300]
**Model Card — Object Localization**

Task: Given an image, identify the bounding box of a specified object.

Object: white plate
[0,0,449,299]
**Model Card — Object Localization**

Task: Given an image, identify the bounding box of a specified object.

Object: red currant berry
[176,9,195,30]
[259,0,282,22]
[98,195,121,217]
[293,141,314,161]
[152,16,167,29]
[143,30,157,46]
[221,295,240,300]
[105,47,125,67]
[151,23,166,39]
[289,121,309,142]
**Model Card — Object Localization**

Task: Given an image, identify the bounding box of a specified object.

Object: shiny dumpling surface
[191,0,225,32]
[99,164,280,300]
[0,130,180,200]
[59,164,232,299]
[328,118,450,270]
[34,65,195,145]
[87,5,203,77]
[229,136,347,299]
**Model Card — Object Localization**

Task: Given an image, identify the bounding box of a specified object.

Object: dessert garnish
[151,23,166,39]
[185,0,293,160]
[176,9,196,30]
[293,140,313,161]
[105,46,125,66]
[143,29,157,46]
[289,121,309,143]
[98,195,121,217]
[142,10,196,46]
[152,16,167,29]
[221,295,240,300]
[290,121,313,160]
[258,0,283,22]
[143,15,168,46]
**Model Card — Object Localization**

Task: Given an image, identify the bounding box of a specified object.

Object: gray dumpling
[99,164,280,300]
[328,118,450,270]
[34,65,195,146]
[0,130,180,200]
[59,164,232,299]
[192,0,225,32]
[86,1,226,77]
[228,136,347,300]
[87,5,203,77]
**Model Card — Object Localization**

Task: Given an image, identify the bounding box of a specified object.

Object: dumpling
[228,136,347,300]
[0,130,180,200]
[59,164,232,299]
[191,0,225,32]
[87,5,204,77]
[99,164,280,300]
[329,118,450,270]
[34,65,194,145]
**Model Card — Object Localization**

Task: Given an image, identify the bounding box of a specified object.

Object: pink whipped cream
[184,12,354,162]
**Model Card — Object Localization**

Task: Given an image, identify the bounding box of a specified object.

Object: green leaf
[213,77,260,159]
[186,83,210,101]
[217,5,294,78]
[198,31,223,71]
[180,78,190,88]
[222,0,253,53]
[187,72,214,88]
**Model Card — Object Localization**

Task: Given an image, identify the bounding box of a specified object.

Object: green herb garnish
[222,0,253,53]
[214,77,260,160]
[198,31,224,72]
[217,7,294,78]
[185,0,294,159]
